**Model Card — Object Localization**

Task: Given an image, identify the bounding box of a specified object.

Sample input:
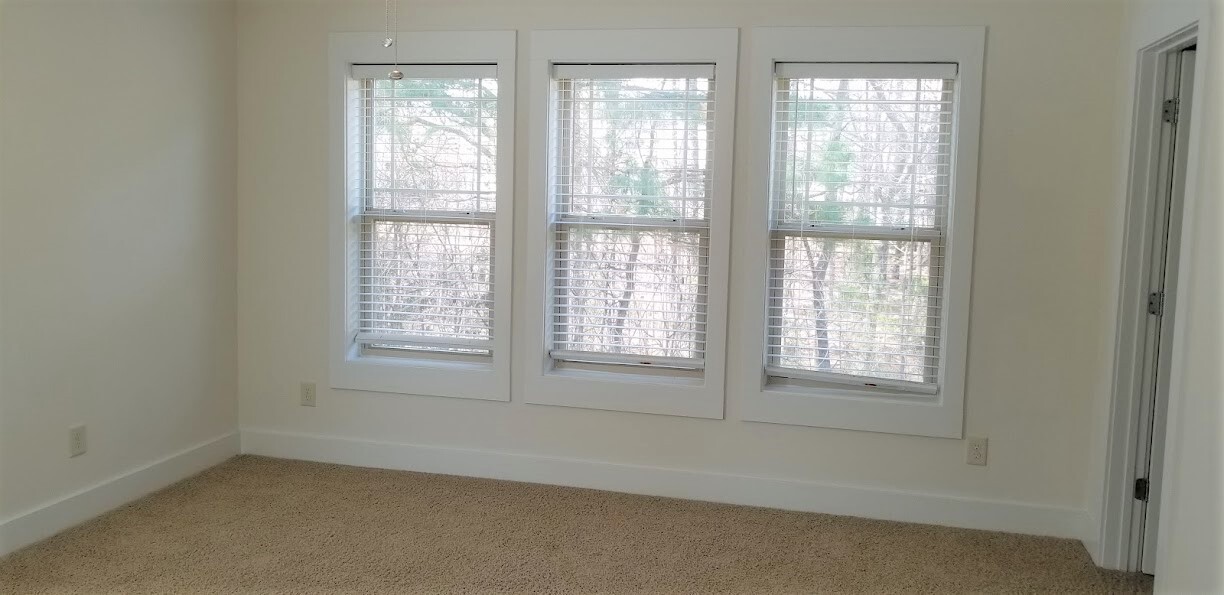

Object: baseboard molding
[1080,509,1104,566]
[241,428,1094,542]
[0,432,240,557]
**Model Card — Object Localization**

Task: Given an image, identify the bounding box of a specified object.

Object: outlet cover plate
[69,425,87,457]
[300,382,317,407]
[966,436,988,466]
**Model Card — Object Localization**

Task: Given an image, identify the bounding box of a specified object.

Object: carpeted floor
[0,456,1151,594]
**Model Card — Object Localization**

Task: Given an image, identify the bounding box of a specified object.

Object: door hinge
[1134,477,1150,502]
[1147,292,1165,316]
[1162,98,1180,124]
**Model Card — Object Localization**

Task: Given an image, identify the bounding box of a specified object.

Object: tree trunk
[611,232,644,350]
[800,78,850,371]
[802,238,833,370]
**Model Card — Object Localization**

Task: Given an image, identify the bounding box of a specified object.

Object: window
[522,29,737,418]
[766,63,955,394]
[354,65,498,357]
[549,66,714,370]
[738,27,984,437]
[330,32,515,401]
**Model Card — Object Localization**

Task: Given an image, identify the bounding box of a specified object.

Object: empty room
[0,0,1221,592]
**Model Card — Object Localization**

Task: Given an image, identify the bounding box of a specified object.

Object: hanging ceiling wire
[385,0,403,80]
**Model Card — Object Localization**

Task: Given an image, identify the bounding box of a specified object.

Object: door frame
[1097,24,1205,573]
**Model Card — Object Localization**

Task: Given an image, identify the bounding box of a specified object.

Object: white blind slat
[775,62,957,80]
[549,67,715,366]
[350,72,499,355]
[766,67,955,390]
[553,63,715,80]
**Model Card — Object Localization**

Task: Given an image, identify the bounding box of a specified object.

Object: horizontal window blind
[549,66,715,368]
[766,64,955,392]
[351,70,499,355]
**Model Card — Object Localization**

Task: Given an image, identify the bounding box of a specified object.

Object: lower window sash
[550,349,705,370]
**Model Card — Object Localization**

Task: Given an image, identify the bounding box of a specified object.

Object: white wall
[237,0,1123,538]
[0,0,239,543]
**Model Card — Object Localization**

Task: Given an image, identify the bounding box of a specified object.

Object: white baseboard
[241,428,1095,543]
[0,432,240,557]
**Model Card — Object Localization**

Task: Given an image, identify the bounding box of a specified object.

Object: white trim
[765,366,939,395]
[775,62,958,80]
[240,428,1093,541]
[328,32,516,402]
[355,333,493,350]
[0,433,239,557]
[350,63,497,79]
[736,27,985,439]
[552,63,715,79]
[1096,22,1206,572]
[549,349,704,370]
[521,29,738,419]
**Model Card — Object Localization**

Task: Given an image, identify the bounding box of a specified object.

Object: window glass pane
[556,77,712,221]
[769,237,938,383]
[553,226,707,360]
[359,221,492,342]
[771,77,950,229]
[366,78,498,213]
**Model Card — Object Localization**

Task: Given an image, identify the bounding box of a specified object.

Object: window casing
[329,32,515,401]
[522,29,738,418]
[738,27,984,438]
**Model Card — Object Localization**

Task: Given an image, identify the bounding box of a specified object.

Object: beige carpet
[0,456,1151,594]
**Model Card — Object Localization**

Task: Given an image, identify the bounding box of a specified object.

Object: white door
[1134,47,1195,576]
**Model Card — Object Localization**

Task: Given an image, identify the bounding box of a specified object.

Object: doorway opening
[1129,43,1195,576]
[1100,26,1200,574]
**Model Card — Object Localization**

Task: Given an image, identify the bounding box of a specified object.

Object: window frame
[328,31,516,401]
[737,27,985,438]
[522,29,739,419]
[765,66,955,394]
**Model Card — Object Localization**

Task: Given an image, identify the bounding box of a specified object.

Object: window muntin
[766,65,955,393]
[351,69,499,356]
[549,68,714,369]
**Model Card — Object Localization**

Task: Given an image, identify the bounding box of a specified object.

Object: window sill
[741,380,962,438]
[764,376,939,403]
[330,349,509,402]
[523,361,723,419]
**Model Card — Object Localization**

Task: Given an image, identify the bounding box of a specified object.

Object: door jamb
[1097,23,1203,573]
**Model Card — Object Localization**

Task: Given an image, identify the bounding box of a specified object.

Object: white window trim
[736,27,985,438]
[328,31,516,401]
[522,29,739,419]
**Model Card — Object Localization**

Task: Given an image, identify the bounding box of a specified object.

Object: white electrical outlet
[966,436,988,466]
[300,382,317,407]
[69,425,87,458]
